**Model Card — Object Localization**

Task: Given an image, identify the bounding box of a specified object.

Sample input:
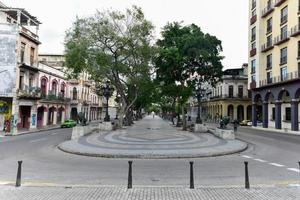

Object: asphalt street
[0,120,300,188]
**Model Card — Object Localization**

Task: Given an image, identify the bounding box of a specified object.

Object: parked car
[240,120,250,126]
[61,120,77,128]
[246,120,262,126]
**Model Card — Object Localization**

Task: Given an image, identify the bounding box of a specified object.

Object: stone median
[58,116,247,158]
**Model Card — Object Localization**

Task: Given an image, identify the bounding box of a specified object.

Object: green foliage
[220,116,230,129]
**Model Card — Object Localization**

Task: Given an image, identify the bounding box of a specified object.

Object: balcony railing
[261,40,274,52]
[250,15,257,25]
[261,3,274,18]
[291,24,300,37]
[41,91,71,103]
[250,48,257,57]
[17,86,41,99]
[274,32,289,45]
[274,0,287,7]
[259,71,300,87]
[20,26,39,41]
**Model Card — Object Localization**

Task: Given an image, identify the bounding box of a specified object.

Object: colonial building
[0,2,41,134]
[248,0,300,131]
[39,54,103,122]
[201,65,252,122]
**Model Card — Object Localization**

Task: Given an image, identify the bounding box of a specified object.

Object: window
[251,75,256,82]
[19,74,24,90]
[251,27,256,41]
[29,73,34,88]
[281,25,288,39]
[251,42,256,50]
[298,62,300,77]
[20,43,26,63]
[61,83,65,98]
[252,0,256,9]
[267,35,272,46]
[41,78,47,97]
[267,18,272,33]
[267,0,272,9]
[238,86,243,98]
[285,107,291,121]
[251,9,256,17]
[6,17,11,23]
[272,107,275,120]
[298,41,300,58]
[251,59,256,73]
[73,87,77,100]
[248,90,252,98]
[229,86,234,98]
[280,47,287,65]
[280,67,288,81]
[30,47,35,66]
[281,6,288,24]
[52,81,57,96]
[267,71,272,84]
[267,54,272,69]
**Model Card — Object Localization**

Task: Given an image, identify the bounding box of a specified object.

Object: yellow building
[248,0,300,132]
[202,66,252,122]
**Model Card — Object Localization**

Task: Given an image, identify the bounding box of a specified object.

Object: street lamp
[101,80,113,122]
[195,85,205,124]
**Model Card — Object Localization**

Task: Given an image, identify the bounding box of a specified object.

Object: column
[30,106,37,130]
[291,99,299,131]
[243,105,247,121]
[61,110,65,123]
[275,100,282,129]
[252,103,257,126]
[43,107,48,126]
[53,109,58,125]
[233,105,237,120]
[262,101,268,128]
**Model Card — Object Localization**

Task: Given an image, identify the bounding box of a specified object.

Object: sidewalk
[0,185,299,200]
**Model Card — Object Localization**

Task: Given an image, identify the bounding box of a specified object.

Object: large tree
[155,22,223,129]
[64,6,154,126]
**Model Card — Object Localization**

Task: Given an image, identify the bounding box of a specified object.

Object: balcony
[274,0,287,7]
[290,24,300,37]
[250,15,257,25]
[40,91,71,103]
[261,41,274,52]
[259,71,300,87]
[274,32,289,46]
[19,26,40,44]
[261,3,274,18]
[17,86,41,100]
[250,48,257,57]
[250,81,256,89]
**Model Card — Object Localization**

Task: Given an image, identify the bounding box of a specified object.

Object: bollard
[128,161,133,189]
[244,161,250,189]
[190,161,194,189]
[16,161,23,187]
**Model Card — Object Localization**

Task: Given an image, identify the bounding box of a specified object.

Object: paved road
[0,118,299,188]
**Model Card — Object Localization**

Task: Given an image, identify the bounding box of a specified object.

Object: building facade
[248,0,300,131]
[201,66,252,122]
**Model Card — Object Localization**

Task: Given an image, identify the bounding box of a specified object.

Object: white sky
[2,0,248,68]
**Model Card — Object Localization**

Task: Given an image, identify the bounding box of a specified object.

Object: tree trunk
[182,104,187,131]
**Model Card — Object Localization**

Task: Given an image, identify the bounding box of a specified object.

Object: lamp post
[195,85,204,124]
[102,81,112,122]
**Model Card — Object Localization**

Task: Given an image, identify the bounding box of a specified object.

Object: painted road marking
[30,138,47,143]
[253,159,267,163]
[269,163,285,167]
[242,155,252,159]
[287,168,300,173]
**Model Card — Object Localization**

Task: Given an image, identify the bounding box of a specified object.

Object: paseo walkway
[59,115,247,158]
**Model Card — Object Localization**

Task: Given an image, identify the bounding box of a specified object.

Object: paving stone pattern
[59,116,247,158]
[0,186,300,200]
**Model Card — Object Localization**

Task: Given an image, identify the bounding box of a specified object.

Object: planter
[99,121,113,131]
[214,128,235,140]
[194,123,208,133]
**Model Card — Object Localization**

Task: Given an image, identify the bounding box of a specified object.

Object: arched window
[52,81,57,96]
[73,87,77,100]
[41,78,47,97]
[61,83,66,98]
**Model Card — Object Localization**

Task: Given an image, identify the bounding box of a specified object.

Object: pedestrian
[151,111,155,118]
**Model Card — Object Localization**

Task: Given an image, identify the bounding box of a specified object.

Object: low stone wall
[71,125,98,140]
[194,124,208,133]
[213,128,235,140]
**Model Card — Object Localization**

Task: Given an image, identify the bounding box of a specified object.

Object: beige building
[202,65,252,122]
[248,0,300,131]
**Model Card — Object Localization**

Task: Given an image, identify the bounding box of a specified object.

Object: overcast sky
[2,0,248,68]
